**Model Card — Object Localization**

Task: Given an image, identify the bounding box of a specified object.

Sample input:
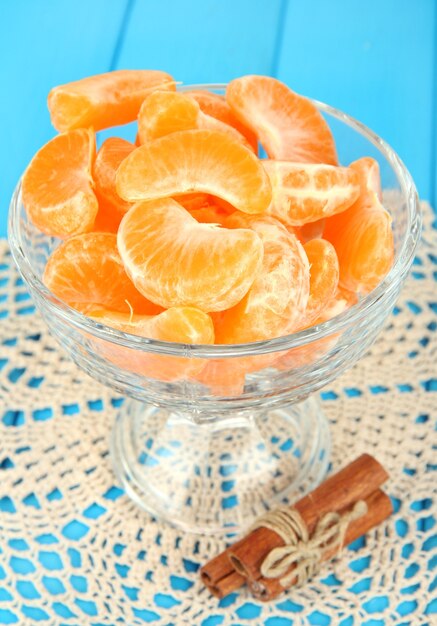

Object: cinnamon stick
[228,453,388,581]
[248,487,393,601]
[205,570,246,599]
[200,549,245,598]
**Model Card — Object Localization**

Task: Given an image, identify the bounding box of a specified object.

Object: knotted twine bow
[252,500,368,587]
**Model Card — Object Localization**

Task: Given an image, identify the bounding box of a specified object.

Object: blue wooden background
[0,0,435,238]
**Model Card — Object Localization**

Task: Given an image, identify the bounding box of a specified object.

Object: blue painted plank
[276,0,435,202]
[116,0,284,84]
[433,12,437,212]
[0,0,129,237]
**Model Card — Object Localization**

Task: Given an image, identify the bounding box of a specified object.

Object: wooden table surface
[0,0,435,237]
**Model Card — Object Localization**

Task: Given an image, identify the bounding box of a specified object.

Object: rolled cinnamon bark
[248,487,393,601]
[200,549,245,598]
[228,453,388,580]
[200,549,234,585]
[205,570,246,599]
[201,454,389,598]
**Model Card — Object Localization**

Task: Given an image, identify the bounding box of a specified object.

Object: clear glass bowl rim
[8,83,421,359]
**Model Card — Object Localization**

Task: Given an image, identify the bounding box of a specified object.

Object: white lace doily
[0,203,436,626]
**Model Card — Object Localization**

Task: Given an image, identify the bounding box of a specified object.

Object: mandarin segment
[297,218,326,243]
[314,286,358,324]
[117,198,264,312]
[323,156,383,241]
[187,205,231,225]
[22,129,98,238]
[174,193,233,224]
[275,334,338,370]
[195,359,247,396]
[301,238,339,326]
[116,129,272,214]
[263,161,360,226]
[92,137,136,232]
[187,90,258,152]
[226,75,338,164]
[214,214,310,343]
[89,306,214,382]
[197,111,255,151]
[137,91,253,150]
[196,352,277,395]
[90,306,214,343]
[326,198,394,294]
[43,232,161,315]
[138,91,199,142]
[173,193,211,212]
[323,158,394,294]
[351,156,383,204]
[48,69,175,132]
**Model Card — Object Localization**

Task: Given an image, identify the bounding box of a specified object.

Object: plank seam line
[109,0,136,71]
[431,5,437,209]
[271,0,289,78]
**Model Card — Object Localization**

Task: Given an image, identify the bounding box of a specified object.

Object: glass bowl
[8,84,421,535]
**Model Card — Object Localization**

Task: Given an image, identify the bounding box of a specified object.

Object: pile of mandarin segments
[21,70,394,385]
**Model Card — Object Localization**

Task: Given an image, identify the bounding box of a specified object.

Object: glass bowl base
[110,396,330,535]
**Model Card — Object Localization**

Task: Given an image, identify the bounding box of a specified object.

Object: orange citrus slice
[327,200,394,294]
[138,91,199,142]
[323,156,383,239]
[301,238,339,326]
[185,89,258,152]
[137,91,253,149]
[89,306,214,382]
[351,156,383,205]
[172,193,211,212]
[90,306,214,342]
[48,69,175,132]
[263,161,360,226]
[174,193,232,224]
[195,358,248,396]
[117,198,264,312]
[314,286,358,324]
[116,129,272,214]
[196,353,276,396]
[296,218,326,243]
[187,205,230,225]
[43,232,161,315]
[275,334,338,370]
[92,137,135,233]
[323,157,394,294]
[226,75,338,164]
[214,214,310,343]
[22,128,98,238]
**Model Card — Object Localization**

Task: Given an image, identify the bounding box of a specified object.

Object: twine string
[252,500,368,587]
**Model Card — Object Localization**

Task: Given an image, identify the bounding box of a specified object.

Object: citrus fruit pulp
[326,203,394,294]
[117,198,264,312]
[187,89,258,152]
[323,157,383,237]
[214,214,310,343]
[263,161,360,226]
[324,157,394,294]
[43,232,161,315]
[300,238,339,326]
[22,128,97,239]
[88,306,214,382]
[137,91,253,150]
[226,75,338,165]
[92,137,135,233]
[116,129,272,215]
[48,69,175,131]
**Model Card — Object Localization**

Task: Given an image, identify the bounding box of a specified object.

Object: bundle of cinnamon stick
[201,454,392,601]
